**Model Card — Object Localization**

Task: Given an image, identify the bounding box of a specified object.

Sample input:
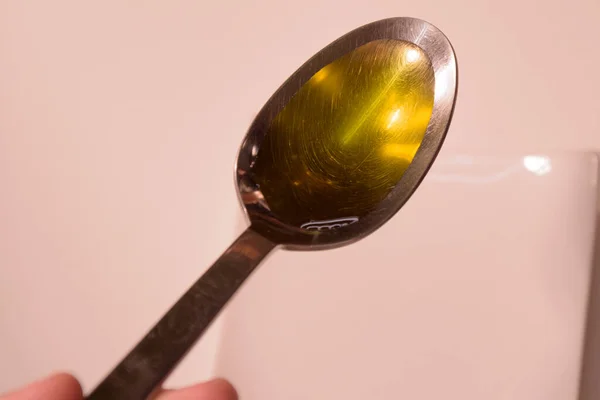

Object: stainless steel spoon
[88,17,457,399]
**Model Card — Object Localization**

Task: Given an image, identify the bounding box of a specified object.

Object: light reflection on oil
[251,39,435,227]
[387,109,401,129]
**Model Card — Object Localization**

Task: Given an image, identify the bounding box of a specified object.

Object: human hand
[0,373,237,400]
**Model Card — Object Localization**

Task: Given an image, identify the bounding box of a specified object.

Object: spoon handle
[87,226,277,400]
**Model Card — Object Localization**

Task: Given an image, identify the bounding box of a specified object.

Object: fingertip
[155,378,238,400]
[204,378,238,400]
[40,373,83,399]
[48,373,82,390]
[1,372,82,400]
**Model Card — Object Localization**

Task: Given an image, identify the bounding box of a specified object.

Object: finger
[154,378,237,400]
[0,373,83,400]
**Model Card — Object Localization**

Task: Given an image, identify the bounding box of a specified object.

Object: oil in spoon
[250,39,435,228]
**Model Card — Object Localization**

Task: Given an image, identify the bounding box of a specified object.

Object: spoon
[88,16,457,399]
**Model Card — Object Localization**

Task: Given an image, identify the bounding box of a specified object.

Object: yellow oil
[251,39,435,228]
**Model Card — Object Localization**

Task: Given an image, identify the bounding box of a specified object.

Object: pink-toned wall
[1,0,599,397]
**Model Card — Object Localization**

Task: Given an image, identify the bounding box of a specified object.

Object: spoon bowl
[237,17,456,249]
[88,17,457,399]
